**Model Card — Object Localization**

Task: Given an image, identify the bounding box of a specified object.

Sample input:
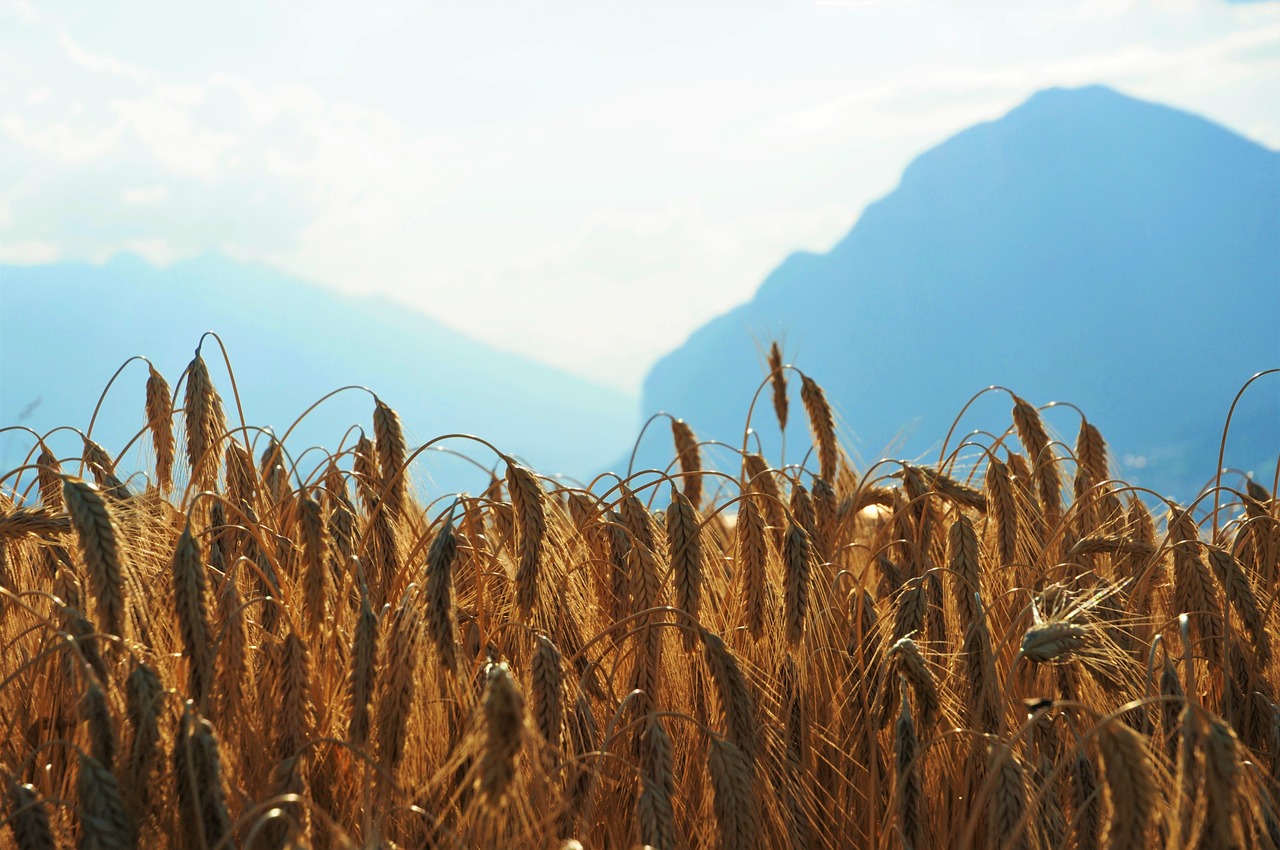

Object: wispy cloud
[2,1,1276,389]
[57,30,150,84]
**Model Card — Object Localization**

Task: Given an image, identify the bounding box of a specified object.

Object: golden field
[1,340,1277,850]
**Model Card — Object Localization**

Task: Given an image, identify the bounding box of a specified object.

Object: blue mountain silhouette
[636,85,1279,497]
[0,252,635,493]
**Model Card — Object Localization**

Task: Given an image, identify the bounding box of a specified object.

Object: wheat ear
[988,742,1031,850]
[173,701,232,850]
[1075,419,1110,486]
[894,681,923,850]
[1097,721,1157,850]
[376,596,419,774]
[372,399,407,520]
[37,445,63,509]
[144,365,175,494]
[183,350,226,493]
[273,629,315,761]
[479,661,525,805]
[6,778,53,850]
[1011,396,1062,517]
[1205,543,1268,662]
[0,505,71,540]
[735,494,768,639]
[123,660,163,820]
[984,457,1018,568]
[767,340,788,432]
[81,436,131,500]
[81,679,117,772]
[76,752,133,850]
[702,631,758,760]
[532,634,564,749]
[637,715,676,850]
[426,511,459,673]
[667,489,703,649]
[1167,506,1224,665]
[708,737,756,850]
[783,521,811,647]
[800,375,838,485]
[671,418,704,509]
[172,524,214,709]
[507,462,547,620]
[297,489,329,641]
[62,477,127,642]
[346,591,379,747]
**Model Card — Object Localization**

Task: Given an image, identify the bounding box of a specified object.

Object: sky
[2,0,1278,393]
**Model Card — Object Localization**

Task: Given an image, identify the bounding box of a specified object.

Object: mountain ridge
[636,84,1279,496]
[0,253,636,492]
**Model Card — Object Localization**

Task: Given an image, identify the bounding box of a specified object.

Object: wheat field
[1,339,1277,850]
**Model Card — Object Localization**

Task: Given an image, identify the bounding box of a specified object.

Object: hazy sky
[3,0,1277,392]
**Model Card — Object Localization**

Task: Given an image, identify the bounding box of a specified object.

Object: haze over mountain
[0,253,635,493]
[636,85,1279,498]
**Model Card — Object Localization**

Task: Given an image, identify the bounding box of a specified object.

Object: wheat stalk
[637,715,676,850]
[671,419,704,510]
[123,660,163,821]
[667,489,703,650]
[894,682,923,850]
[783,522,811,648]
[1167,506,1224,665]
[81,436,131,500]
[375,596,419,773]
[1011,395,1062,523]
[507,463,547,620]
[6,778,54,850]
[479,662,525,806]
[735,494,768,640]
[145,365,175,494]
[183,351,226,493]
[373,399,408,521]
[767,340,788,433]
[173,702,232,850]
[297,489,329,641]
[0,506,71,540]
[532,634,564,749]
[800,375,838,485]
[171,525,214,709]
[984,457,1018,569]
[707,737,756,850]
[346,591,380,747]
[274,629,315,761]
[76,751,133,850]
[702,631,757,761]
[62,477,128,642]
[426,511,459,673]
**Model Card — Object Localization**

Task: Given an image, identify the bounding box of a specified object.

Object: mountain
[0,253,635,493]
[636,85,1279,497]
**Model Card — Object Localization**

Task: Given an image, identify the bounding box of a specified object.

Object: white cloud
[0,239,58,264]
[5,0,35,22]
[121,185,169,205]
[57,30,149,84]
[2,112,125,162]
[1,0,1276,391]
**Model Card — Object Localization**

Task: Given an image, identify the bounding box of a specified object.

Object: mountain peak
[638,87,1279,497]
[1021,82,1130,105]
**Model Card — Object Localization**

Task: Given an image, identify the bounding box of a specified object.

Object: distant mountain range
[0,253,635,494]
[635,85,1279,497]
[4,86,1276,501]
